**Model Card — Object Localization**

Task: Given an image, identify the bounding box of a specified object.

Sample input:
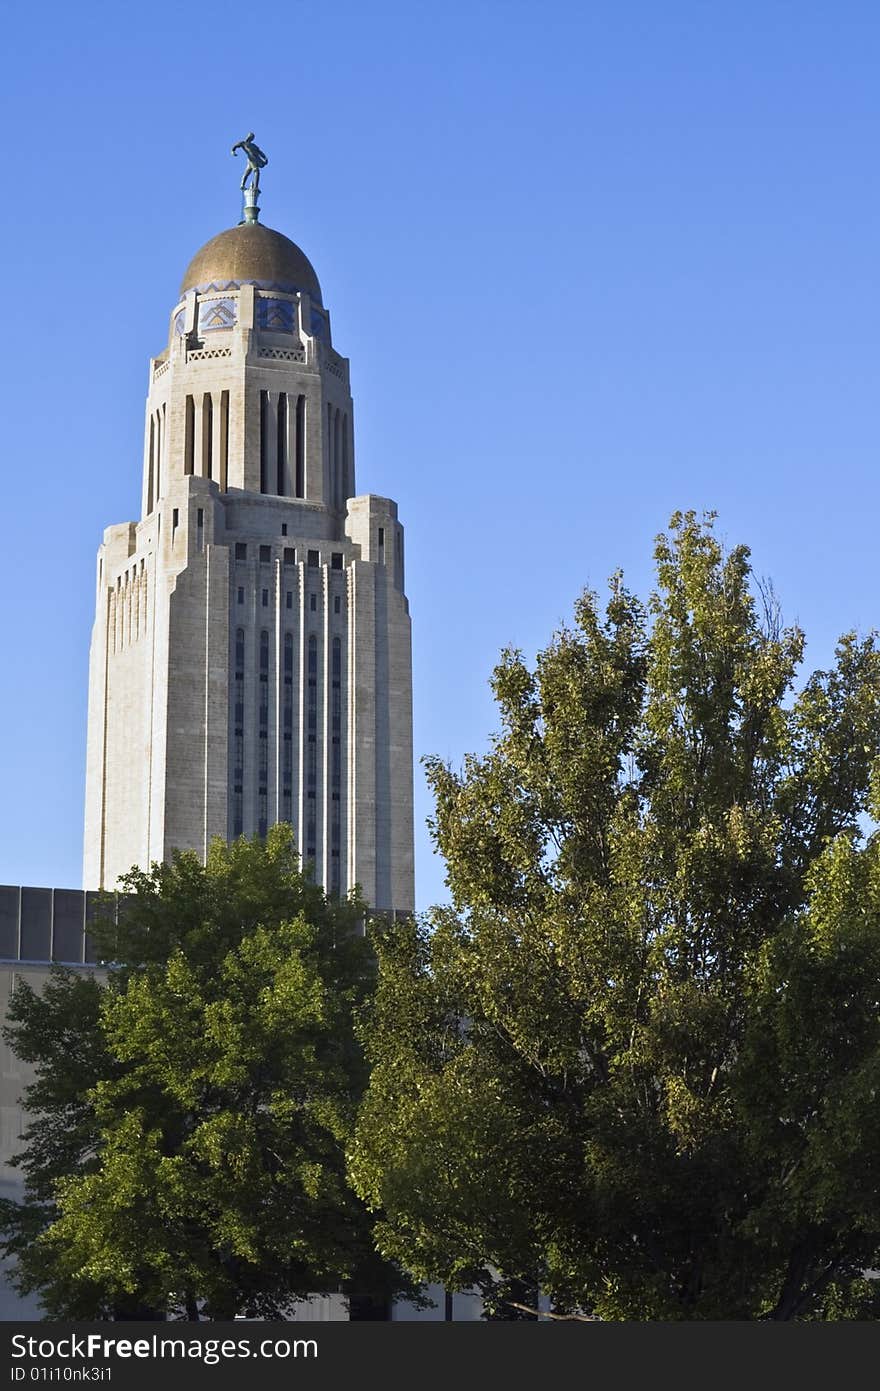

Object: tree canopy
[349,511,880,1320]
[1,827,409,1320]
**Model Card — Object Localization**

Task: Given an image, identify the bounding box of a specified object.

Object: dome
[180,222,323,304]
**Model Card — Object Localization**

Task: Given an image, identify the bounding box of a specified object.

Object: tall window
[330,636,342,893]
[233,628,245,836]
[342,413,350,502]
[147,415,155,514]
[333,408,342,509]
[282,633,294,825]
[306,634,318,861]
[219,390,229,491]
[295,394,306,498]
[202,393,213,478]
[258,629,269,837]
[159,403,166,500]
[184,395,195,475]
[259,390,269,494]
[277,391,288,496]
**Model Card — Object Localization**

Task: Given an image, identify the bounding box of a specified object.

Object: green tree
[349,511,880,1320]
[1,827,411,1320]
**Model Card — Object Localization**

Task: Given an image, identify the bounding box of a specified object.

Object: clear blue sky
[1,1,879,910]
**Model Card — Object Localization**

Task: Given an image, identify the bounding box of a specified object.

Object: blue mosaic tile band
[190,279,321,305]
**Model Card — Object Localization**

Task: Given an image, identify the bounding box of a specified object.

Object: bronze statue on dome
[231,133,268,194]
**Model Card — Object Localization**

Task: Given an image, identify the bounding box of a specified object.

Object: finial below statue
[231,133,268,223]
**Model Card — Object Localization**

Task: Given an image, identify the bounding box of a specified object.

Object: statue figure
[231,133,269,194]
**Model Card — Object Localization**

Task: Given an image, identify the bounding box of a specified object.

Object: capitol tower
[83,140,414,913]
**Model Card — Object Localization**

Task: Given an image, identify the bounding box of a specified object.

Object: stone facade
[83,221,414,913]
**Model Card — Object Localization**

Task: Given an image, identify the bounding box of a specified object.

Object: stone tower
[83,183,414,913]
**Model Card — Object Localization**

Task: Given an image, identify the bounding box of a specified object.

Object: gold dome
[180,222,323,304]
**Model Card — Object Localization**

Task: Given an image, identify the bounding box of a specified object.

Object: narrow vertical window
[202,393,213,478]
[277,391,288,496]
[342,413,350,503]
[184,396,195,475]
[307,634,318,860]
[196,507,204,553]
[219,390,229,492]
[295,394,305,498]
[155,409,162,502]
[330,635,342,892]
[233,627,245,836]
[282,632,294,824]
[333,408,342,509]
[396,525,405,589]
[258,629,269,837]
[260,390,269,494]
[147,414,155,514]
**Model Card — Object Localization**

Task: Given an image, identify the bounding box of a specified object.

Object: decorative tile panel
[257,297,296,332]
[199,298,237,332]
